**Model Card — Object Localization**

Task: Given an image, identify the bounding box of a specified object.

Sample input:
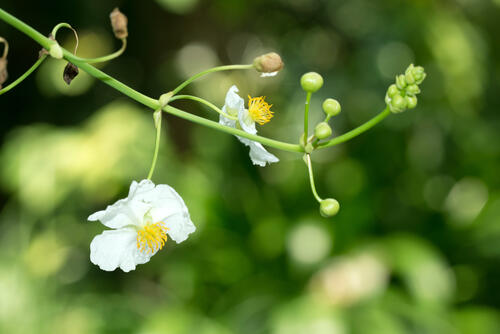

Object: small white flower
[219,85,279,167]
[88,179,196,272]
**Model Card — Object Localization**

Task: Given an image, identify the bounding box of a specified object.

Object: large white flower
[88,179,196,272]
[219,85,279,167]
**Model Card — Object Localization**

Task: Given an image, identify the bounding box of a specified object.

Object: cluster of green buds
[385,64,426,113]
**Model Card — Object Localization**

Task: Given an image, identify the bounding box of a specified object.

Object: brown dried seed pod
[253,52,284,73]
[63,62,79,85]
[110,8,128,39]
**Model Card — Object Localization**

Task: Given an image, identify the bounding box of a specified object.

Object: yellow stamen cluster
[137,222,169,254]
[248,95,274,125]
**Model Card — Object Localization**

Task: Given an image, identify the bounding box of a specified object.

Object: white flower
[88,179,196,272]
[219,85,279,167]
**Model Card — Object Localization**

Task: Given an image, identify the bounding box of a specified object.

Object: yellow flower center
[136,222,169,254]
[248,95,274,125]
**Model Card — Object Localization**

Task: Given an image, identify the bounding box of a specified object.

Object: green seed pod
[395,74,407,90]
[387,84,399,98]
[300,72,323,93]
[320,198,340,217]
[405,84,421,96]
[322,98,341,117]
[406,95,418,109]
[314,122,332,139]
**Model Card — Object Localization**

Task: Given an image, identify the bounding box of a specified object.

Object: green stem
[147,111,162,180]
[0,55,47,95]
[304,92,312,139]
[171,64,254,95]
[76,39,127,64]
[169,94,237,120]
[306,154,322,203]
[318,107,391,149]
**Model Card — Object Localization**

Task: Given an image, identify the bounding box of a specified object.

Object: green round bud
[395,74,407,90]
[405,84,420,96]
[391,94,407,112]
[406,95,418,109]
[387,84,399,98]
[411,66,426,84]
[320,198,340,217]
[300,72,323,93]
[322,98,341,117]
[314,122,332,139]
[49,43,63,59]
[304,142,314,154]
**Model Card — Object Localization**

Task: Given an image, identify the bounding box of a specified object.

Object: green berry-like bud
[314,122,332,139]
[49,43,63,59]
[391,94,407,113]
[304,142,314,154]
[406,95,418,109]
[387,84,399,98]
[396,74,407,90]
[320,198,340,217]
[300,72,323,93]
[322,98,341,117]
[405,84,420,96]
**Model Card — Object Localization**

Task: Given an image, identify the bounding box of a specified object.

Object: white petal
[88,198,149,229]
[224,85,245,117]
[128,179,155,200]
[90,228,152,272]
[238,108,257,135]
[260,71,278,77]
[248,142,279,167]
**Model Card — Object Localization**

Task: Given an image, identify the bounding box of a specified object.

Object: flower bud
[253,52,284,74]
[387,84,399,98]
[406,64,426,85]
[395,74,407,90]
[406,95,418,109]
[49,43,63,59]
[0,58,7,89]
[390,94,407,113]
[300,72,323,93]
[110,8,128,39]
[322,98,341,117]
[405,84,420,96]
[314,122,332,140]
[63,62,79,85]
[320,198,340,217]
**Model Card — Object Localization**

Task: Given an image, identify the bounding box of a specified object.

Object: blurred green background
[1,0,500,333]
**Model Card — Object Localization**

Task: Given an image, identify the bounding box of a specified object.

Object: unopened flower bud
[322,98,341,117]
[387,84,399,98]
[300,72,323,93]
[320,198,340,217]
[110,8,128,39]
[253,52,283,74]
[49,43,63,59]
[406,64,426,85]
[63,62,79,85]
[395,74,407,90]
[314,122,332,140]
[390,94,407,113]
[405,84,420,96]
[0,58,7,88]
[406,95,418,109]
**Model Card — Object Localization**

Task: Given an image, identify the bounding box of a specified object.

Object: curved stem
[171,64,254,95]
[304,92,312,139]
[147,111,162,180]
[76,39,127,64]
[317,107,391,149]
[51,23,79,54]
[306,154,322,203]
[0,55,47,95]
[169,94,237,120]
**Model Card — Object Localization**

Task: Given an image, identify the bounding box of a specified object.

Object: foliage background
[1,0,500,333]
